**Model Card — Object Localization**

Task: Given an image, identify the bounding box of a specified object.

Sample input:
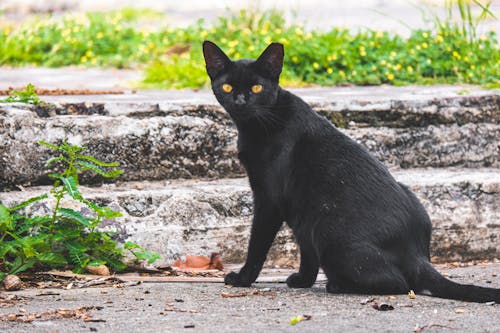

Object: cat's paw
[286,272,315,288]
[224,271,251,287]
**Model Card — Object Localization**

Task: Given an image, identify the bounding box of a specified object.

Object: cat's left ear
[254,43,284,80]
[203,41,232,80]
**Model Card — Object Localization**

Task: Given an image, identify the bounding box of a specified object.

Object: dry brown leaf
[86,265,110,276]
[3,275,22,291]
[172,253,224,271]
[221,290,277,298]
[0,306,96,323]
[408,290,417,299]
[164,44,191,55]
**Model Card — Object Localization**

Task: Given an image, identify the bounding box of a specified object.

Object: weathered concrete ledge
[0,168,498,265]
[1,86,499,127]
[1,99,498,188]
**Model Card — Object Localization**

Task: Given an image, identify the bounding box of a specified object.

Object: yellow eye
[222,83,233,93]
[251,84,263,94]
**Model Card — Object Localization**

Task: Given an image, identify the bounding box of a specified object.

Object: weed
[0,141,159,281]
[0,83,41,105]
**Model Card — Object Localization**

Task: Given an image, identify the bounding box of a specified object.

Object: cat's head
[202,40,284,121]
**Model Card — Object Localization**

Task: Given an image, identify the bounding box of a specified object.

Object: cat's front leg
[286,242,319,288]
[224,200,282,287]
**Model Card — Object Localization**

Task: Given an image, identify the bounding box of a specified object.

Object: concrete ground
[1,263,499,333]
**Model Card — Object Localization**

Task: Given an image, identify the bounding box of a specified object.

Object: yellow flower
[386,72,394,80]
[331,54,338,60]
[279,37,288,44]
[394,63,402,70]
[422,42,428,49]
[292,56,298,63]
[327,68,333,74]
[313,62,319,69]
[85,50,92,57]
[80,56,87,62]
[422,32,429,38]
[380,60,387,66]
[228,40,238,47]
[351,70,357,76]
[390,51,397,57]
[305,33,312,40]
[91,58,97,65]
[200,31,208,38]
[371,65,377,71]
[409,49,415,54]
[470,64,475,70]
[96,32,104,39]
[72,26,80,33]
[360,50,367,57]
[406,66,413,72]
[243,28,251,35]
[452,51,461,59]
[376,31,383,39]
[339,70,346,77]
[275,28,282,34]
[463,56,469,62]
[248,45,255,51]
[416,45,421,50]
[295,27,303,35]
[435,35,444,43]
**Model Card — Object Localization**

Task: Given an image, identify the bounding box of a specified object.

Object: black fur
[202,40,500,303]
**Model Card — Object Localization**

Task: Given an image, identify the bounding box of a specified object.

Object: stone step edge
[1,168,498,265]
[1,92,498,128]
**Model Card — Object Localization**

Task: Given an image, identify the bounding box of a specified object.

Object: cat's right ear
[203,41,232,80]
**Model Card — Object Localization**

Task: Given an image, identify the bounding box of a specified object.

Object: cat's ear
[254,43,284,80]
[203,41,232,80]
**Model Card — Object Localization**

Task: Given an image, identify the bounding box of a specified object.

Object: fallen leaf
[221,290,277,298]
[372,302,394,311]
[86,265,110,276]
[408,290,417,299]
[3,275,22,291]
[0,306,96,323]
[388,295,397,300]
[290,315,312,325]
[172,253,224,271]
[164,44,191,55]
[455,308,465,314]
[360,297,376,305]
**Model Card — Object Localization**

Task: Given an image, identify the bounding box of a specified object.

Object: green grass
[0,6,498,88]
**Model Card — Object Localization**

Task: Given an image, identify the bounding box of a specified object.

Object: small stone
[4,275,22,291]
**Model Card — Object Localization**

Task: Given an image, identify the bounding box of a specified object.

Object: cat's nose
[234,94,246,105]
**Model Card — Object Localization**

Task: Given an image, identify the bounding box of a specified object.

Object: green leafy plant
[0,83,41,104]
[0,141,159,281]
[0,6,498,87]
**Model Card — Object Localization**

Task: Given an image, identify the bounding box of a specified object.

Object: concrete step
[1,88,498,188]
[0,168,498,265]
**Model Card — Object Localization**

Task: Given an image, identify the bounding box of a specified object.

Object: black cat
[202,40,500,303]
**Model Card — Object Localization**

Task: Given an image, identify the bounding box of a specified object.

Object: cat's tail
[417,261,500,303]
